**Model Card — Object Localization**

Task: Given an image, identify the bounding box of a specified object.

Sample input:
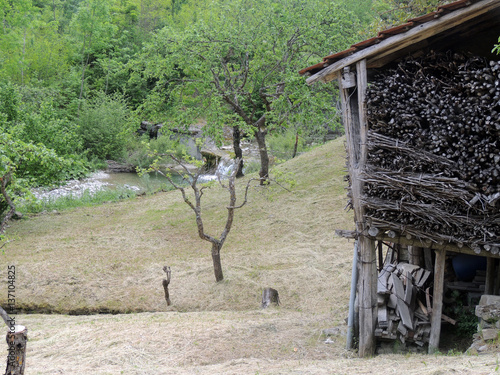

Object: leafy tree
[69,0,116,109]
[133,0,358,183]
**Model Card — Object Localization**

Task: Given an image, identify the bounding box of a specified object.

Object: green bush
[78,92,132,161]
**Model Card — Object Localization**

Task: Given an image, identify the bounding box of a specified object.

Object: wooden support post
[495,261,500,296]
[429,249,446,354]
[377,241,383,271]
[485,257,495,295]
[358,236,377,357]
[339,59,375,357]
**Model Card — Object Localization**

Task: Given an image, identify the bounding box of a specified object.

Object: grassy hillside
[1,136,353,315]
[1,137,498,374]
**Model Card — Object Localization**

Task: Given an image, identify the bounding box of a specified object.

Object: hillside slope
[1,136,353,315]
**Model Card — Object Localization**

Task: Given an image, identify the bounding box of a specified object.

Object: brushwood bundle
[364,50,499,253]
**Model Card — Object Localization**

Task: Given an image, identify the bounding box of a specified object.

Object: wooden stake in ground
[261,288,280,308]
[162,266,172,306]
[0,305,27,375]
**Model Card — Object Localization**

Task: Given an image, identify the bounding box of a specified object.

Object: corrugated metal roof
[298,0,486,77]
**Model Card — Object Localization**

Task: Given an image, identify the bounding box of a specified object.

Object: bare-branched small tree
[151,156,259,282]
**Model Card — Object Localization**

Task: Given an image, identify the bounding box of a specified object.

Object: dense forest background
[0,0,459,225]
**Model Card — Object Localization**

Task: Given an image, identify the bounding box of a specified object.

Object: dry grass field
[0,137,499,374]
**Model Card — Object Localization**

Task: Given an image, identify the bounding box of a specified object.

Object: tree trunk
[211,243,224,282]
[292,132,299,158]
[233,126,244,178]
[5,326,27,375]
[255,128,269,185]
[162,266,172,306]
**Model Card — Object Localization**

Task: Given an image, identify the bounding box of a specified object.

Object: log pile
[364,51,500,253]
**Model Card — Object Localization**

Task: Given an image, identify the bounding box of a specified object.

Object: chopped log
[5,325,27,375]
[162,266,172,306]
[261,288,280,308]
[0,305,27,375]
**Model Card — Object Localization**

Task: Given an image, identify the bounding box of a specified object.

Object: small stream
[32,161,235,201]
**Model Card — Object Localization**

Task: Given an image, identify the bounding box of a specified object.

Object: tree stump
[162,266,172,306]
[5,325,27,375]
[261,288,280,308]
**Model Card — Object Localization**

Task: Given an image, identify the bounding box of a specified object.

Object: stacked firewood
[376,258,434,346]
[364,51,500,252]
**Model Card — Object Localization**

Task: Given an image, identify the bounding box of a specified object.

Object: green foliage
[78,92,132,161]
[124,135,188,169]
[0,82,21,122]
[447,290,478,339]
[267,129,307,160]
[0,83,88,184]
[493,36,500,55]
[18,98,83,157]
[0,132,72,237]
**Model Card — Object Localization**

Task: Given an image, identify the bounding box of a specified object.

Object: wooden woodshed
[300,0,500,357]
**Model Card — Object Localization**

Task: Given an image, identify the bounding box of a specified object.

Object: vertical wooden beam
[429,249,446,354]
[340,59,375,357]
[495,261,500,295]
[358,236,376,357]
[485,257,495,295]
[357,59,368,170]
[377,241,383,271]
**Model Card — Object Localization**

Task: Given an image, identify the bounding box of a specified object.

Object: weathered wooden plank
[429,249,446,354]
[404,271,415,310]
[392,273,413,330]
[378,264,395,294]
[417,270,431,289]
[388,293,398,309]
